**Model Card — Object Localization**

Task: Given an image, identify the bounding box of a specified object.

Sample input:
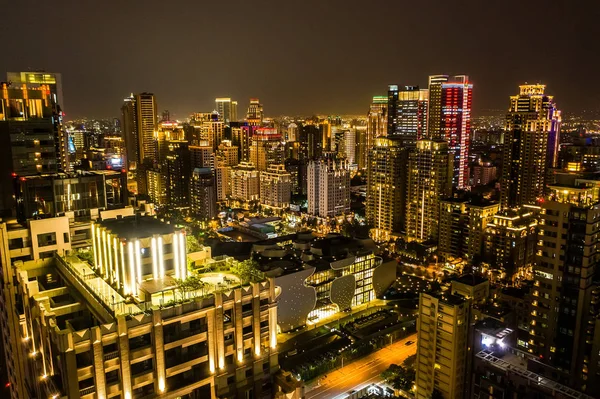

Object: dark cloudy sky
[1,0,598,119]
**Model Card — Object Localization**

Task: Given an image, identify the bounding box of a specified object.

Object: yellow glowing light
[91,223,98,268]
[173,234,180,279]
[158,236,165,278]
[120,242,126,292]
[107,233,113,283]
[128,242,135,294]
[179,232,186,279]
[113,238,120,287]
[158,377,165,393]
[135,240,142,284]
[102,230,108,278]
[151,237,158,279]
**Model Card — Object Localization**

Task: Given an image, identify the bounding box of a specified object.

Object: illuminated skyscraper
[0,81,60,214]
[364,96,387,169]
[190,167,217,220]
[246,98,263,126]
[231,162,260,206]
[355,126,368,170]
[365,137,412,241]
[217,140,239,166]
[416,292,470,399]
[406,140,453,241]
[121,92,157,194]
[231,124,257,162]
[249,128,285,171]
[259,164,291,211]
[165,140,190,208]
[6,71,69,172]
[189,111,224,150]
[387,85,428,139]
[427,75,473,189]
[190,145,215,169]
[500,84,561,209]
[530,175,600,394]
[215,97,237,124]
[307,159,350,218]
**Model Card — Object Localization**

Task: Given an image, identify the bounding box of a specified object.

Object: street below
[305,333,417,399]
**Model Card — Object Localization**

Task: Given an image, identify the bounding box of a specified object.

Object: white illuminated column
[91,223,98,268]
[128,242,135,295]
[120,242,126,292]
[102,230,109,279]
[96,226,103,273]
[269,306,277,349]
[179,232,186,279]
[113,238,120,287]
[107,233,113,283]
[151,237,158,279]
[158,237,165,278]
[135,240,142,284]
[173,234,180,279]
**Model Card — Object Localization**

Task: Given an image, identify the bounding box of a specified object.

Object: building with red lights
[427,75,473,190]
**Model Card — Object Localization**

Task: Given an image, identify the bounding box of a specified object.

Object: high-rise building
[231,124,256,163]
[355,126,368,170]
[121,93,157,194]
[6,71,69,172]
[472,162,497,186]
[147,167,167,205]
[4,215,279,399]
[286,122,298,142]
[500,84,561,209]
[483,206,538,281]
[122,92,158,168]
[259,165,291,211]
[165,140,190,208]
[320,121,332,152]
[307,159,350,218]
[217,140,239,166]
[528,175,600,393]
[246,98,263,126]
[190,145,215,170]
[406,140,453,241]
[438,197,500,261]
[249,128,285,171]
[230,162,260,206]
[387,85,428,139]
[215,97,237,124]
[415,292,470,399]
[364,96,388,170]
[427,75,473,189]
[439,198,469,258]
[190,167,217,220]
[365,137,412,241]
[0,81,60,214]
[465,201,500,260]
[304,124,323,159]
[156,120,185,164]
[215,161,231,202]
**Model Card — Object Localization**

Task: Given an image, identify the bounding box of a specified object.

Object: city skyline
[1,0,598,119]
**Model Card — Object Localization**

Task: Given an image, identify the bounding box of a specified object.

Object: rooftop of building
[16,169,124,180]
[426,291,467,306]
[454,273,488,287]
[97,215,175,239]
[474,317,511,337]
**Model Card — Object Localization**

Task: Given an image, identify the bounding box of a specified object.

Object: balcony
[104,350,119,361]
[79,386,95,396]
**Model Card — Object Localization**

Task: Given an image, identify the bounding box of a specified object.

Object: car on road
[405,340,414,346]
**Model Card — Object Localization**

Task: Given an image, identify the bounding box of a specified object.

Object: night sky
[2,0,598,119]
